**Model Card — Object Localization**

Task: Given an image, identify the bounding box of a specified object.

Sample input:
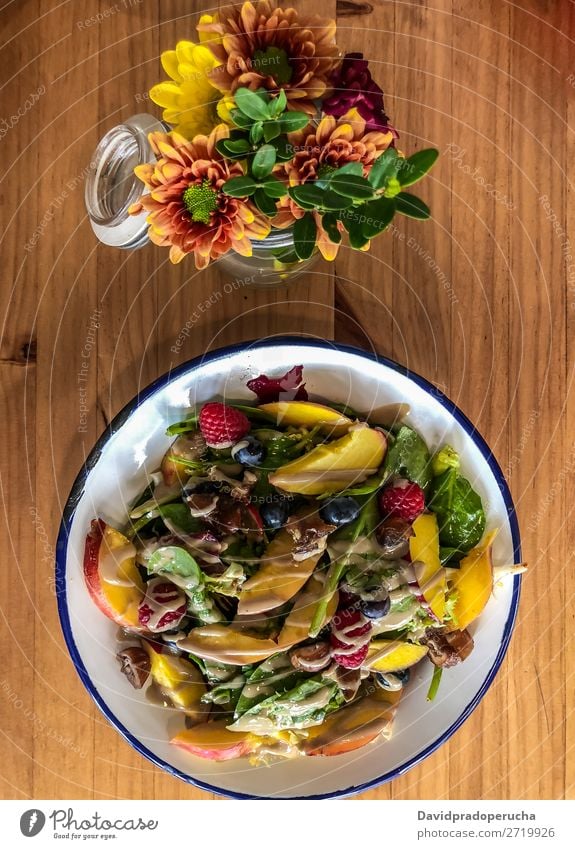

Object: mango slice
[365,639,428,672]
[171,720,253,761]
[176,625,281,666]
[302,694,398,757]
[409,513,445,621]
[277,574,339,647]
[269,426,387,495]
[258,401,353,436]
[237,529,322,616]
[143,644,208,720]
[446,531,496,632]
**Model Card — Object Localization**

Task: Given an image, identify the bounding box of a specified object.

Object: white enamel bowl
[56,338,521,799]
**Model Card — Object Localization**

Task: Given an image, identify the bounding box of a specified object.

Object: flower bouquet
[129,1,438,271]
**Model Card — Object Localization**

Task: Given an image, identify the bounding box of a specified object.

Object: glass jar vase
[216,226,319,287]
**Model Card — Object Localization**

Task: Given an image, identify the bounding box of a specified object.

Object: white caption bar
[2,800,573,847]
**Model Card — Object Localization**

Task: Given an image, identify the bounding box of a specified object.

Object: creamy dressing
[99,540,137,587]
[142,579,186,631]
[274,685,334,717]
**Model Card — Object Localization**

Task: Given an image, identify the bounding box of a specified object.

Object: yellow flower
[149,39,234,140]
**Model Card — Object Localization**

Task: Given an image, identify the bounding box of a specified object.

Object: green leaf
[429,469,486,551]
[397,148,439,187]
[224,138,251,154]
[289,183,325,210]
[263,121,281,142]
[273,137,295,162]
[278,111,310,133]
[223,176,258,197]
[321,212,341,244]
[261,176,288,198]
[249,121,264,145]
[330,172,375,200]
[270,89,287,117]
[321,190,354,211]
[336,162,364,177]
[253,187,278,216]
[216,138,251,159]
[234,653,299,718]
[235,87,271,121]
[384,424,433,490]
[293,212,317,260]
[252,143,277,179]
[395,192,431,219]
[368,148,399,189]
[360,196,396,239]
[230,108,252,130]
[342,213,369,249]
[146,546,223,624]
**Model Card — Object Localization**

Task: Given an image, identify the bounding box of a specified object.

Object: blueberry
[319,496,361,527]
[376,667,410,691]
[232,437,266,467]
[395,667,411,685]
[260,498,290,529]
[361,596,391,619]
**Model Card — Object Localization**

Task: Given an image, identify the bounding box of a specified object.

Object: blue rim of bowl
[55,336,522,800]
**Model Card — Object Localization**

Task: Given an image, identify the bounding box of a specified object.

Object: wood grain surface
[0,0,573,800]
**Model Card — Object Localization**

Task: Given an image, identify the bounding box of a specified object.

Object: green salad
[83,365,524,763]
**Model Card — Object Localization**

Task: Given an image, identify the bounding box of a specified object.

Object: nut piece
[289,641,331,672]
[116,646,151,689]
[286,511,336,561]
[424,628,474,668]
[186,493,219,517]
[375,516,413,558]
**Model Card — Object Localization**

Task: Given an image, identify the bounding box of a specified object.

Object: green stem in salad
[426,665,443,701]
[165,415,199,435]
[308,496,378,638]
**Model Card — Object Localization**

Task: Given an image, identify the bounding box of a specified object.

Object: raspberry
[330,606,372,669]
[138,579,187,632]
[379,479,425,522]
[198,402,250,448]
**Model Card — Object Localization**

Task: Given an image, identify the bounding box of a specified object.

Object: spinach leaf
[234,652,301,718]
[383,425,433,490]
[146,546,223,624]
[157,503,201,534]
[230,675,344,731]
[429,469,486,551]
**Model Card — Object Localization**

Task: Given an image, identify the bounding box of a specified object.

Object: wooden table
[1,0,573,801]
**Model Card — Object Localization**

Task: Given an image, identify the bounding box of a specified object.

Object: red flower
[323,52,398,137]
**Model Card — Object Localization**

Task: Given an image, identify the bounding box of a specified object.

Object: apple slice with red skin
[171,720,253,761]
[83,519,145,628]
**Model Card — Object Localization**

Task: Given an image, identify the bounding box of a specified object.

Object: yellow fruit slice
[409,513,445,621]
[258,401,353,436]
[302,694,399,757]
[269,426,387,495]
[176,625,281,665]
[171,720,253,761]
[143,645,208,719]
[277,573,339,647]
[446,531,496,631]
[365,639,428,672]
[237,529,322,616]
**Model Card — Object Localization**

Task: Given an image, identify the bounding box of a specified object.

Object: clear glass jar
[216,226,320,287]
[85,114,166,249]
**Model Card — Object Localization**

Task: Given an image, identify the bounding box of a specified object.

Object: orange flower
[129,126,270,268]
[274,110,395,259]
[198,1,340,116]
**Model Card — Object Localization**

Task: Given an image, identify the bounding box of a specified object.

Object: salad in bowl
[82,363,525,766]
